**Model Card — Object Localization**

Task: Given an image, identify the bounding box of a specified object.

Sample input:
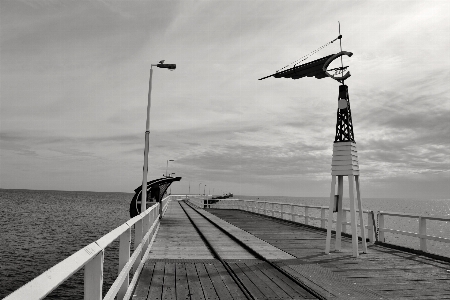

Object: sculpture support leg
[335,175,344,251]
[348,175,359,257]
[355,176,367,253]
[325,175,336,254]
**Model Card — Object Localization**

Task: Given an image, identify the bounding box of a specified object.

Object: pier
[134,199,450,300]
[5,196,450,300]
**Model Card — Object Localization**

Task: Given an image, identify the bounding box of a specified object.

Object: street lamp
[141,61,176,216]
[166,159,174,177]
[198,183,202,195]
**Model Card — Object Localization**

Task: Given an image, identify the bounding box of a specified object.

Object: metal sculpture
[130,176,181,218]
[259,24,367,257]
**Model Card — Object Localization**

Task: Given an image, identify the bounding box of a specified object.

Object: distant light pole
[204,184,206,197]
[198,183,202,195]
[166,159,174,177]
[141,61,176,215]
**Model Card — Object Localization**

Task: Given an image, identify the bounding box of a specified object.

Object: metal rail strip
[182,200,324,300]
[178,201,256,300]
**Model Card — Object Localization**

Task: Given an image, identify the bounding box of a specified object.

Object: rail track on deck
[133,199,390,300]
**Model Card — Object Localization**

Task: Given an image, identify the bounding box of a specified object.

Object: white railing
[187,196,211,208]
[204,199,376,242]
[5,196,172,300]
[378,211,450,252]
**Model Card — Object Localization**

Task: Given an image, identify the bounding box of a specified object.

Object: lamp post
[166,159,174,177]
[141,61,176,215]
[198,183,202,195]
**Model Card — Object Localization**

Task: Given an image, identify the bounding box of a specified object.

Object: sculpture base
[331,141,359,175]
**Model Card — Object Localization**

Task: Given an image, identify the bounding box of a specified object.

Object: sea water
[1,189,449,299]
[0,189,132,299]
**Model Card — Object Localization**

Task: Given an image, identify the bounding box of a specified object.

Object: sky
[1,0,449,199]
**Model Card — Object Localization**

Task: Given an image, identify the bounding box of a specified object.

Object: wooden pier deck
[209,208,450,300]
[133,200,450,300]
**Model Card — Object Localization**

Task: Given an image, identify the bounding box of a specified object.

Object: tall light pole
[166,159,174,177]
[198,183,202,195]
[141,61,176,215]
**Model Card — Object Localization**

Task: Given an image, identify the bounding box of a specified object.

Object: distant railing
[378,211,450,252]
[5,195,172,300]
[199,199,450,255]
[192,198,376,243]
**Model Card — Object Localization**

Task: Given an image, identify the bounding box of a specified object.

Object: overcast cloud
[1,0,449,198]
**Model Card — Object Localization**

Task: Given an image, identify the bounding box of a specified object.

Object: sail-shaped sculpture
[259,41,367,258]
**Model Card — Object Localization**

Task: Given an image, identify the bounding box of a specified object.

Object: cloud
[1,1,449,198]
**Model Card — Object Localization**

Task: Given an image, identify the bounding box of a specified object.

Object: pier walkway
[134,200,450,300]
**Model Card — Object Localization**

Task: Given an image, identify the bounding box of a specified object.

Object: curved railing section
[5,196,172,300]
[199,198,450,256]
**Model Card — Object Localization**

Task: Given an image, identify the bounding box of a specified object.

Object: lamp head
[157,63,176,70]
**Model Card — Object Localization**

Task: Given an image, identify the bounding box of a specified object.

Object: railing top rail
[5,241,103,299]
[380,211,450,221]
[5,199,165,300]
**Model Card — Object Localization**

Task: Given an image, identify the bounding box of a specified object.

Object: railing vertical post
[133,219,143,273]
[271,203,274,217]
[118,228,131,300]
[342,210,347,233]
[281,204,285,219]
[142,213,150,259]
[367,211,375,243]
[378,213,385,242]
[305,207,309,225]
[84,250,104,300]
[264,202,267,215]
[321,207,326,228]
[291,205,295,222]
[419,217,427,252]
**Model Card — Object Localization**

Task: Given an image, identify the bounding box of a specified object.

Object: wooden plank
[333,149,358,156]
[213,263,247,300]
[332,165,360,171]
[332,155,358,161]
[241,261,290,299]
[254,261,316,299]
[204,263,234,300]
[332,160,359,166]
[226,262,266,299]
[162,262,176,300]
[185,263,206,300]
[332,170,360,175]
[147,261,165,300]
[333,141,356,147]
[195,263,219,300]
[133,261,155,300]
[175,263,190,300]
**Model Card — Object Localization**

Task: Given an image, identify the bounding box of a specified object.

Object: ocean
[1,189,449,299]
